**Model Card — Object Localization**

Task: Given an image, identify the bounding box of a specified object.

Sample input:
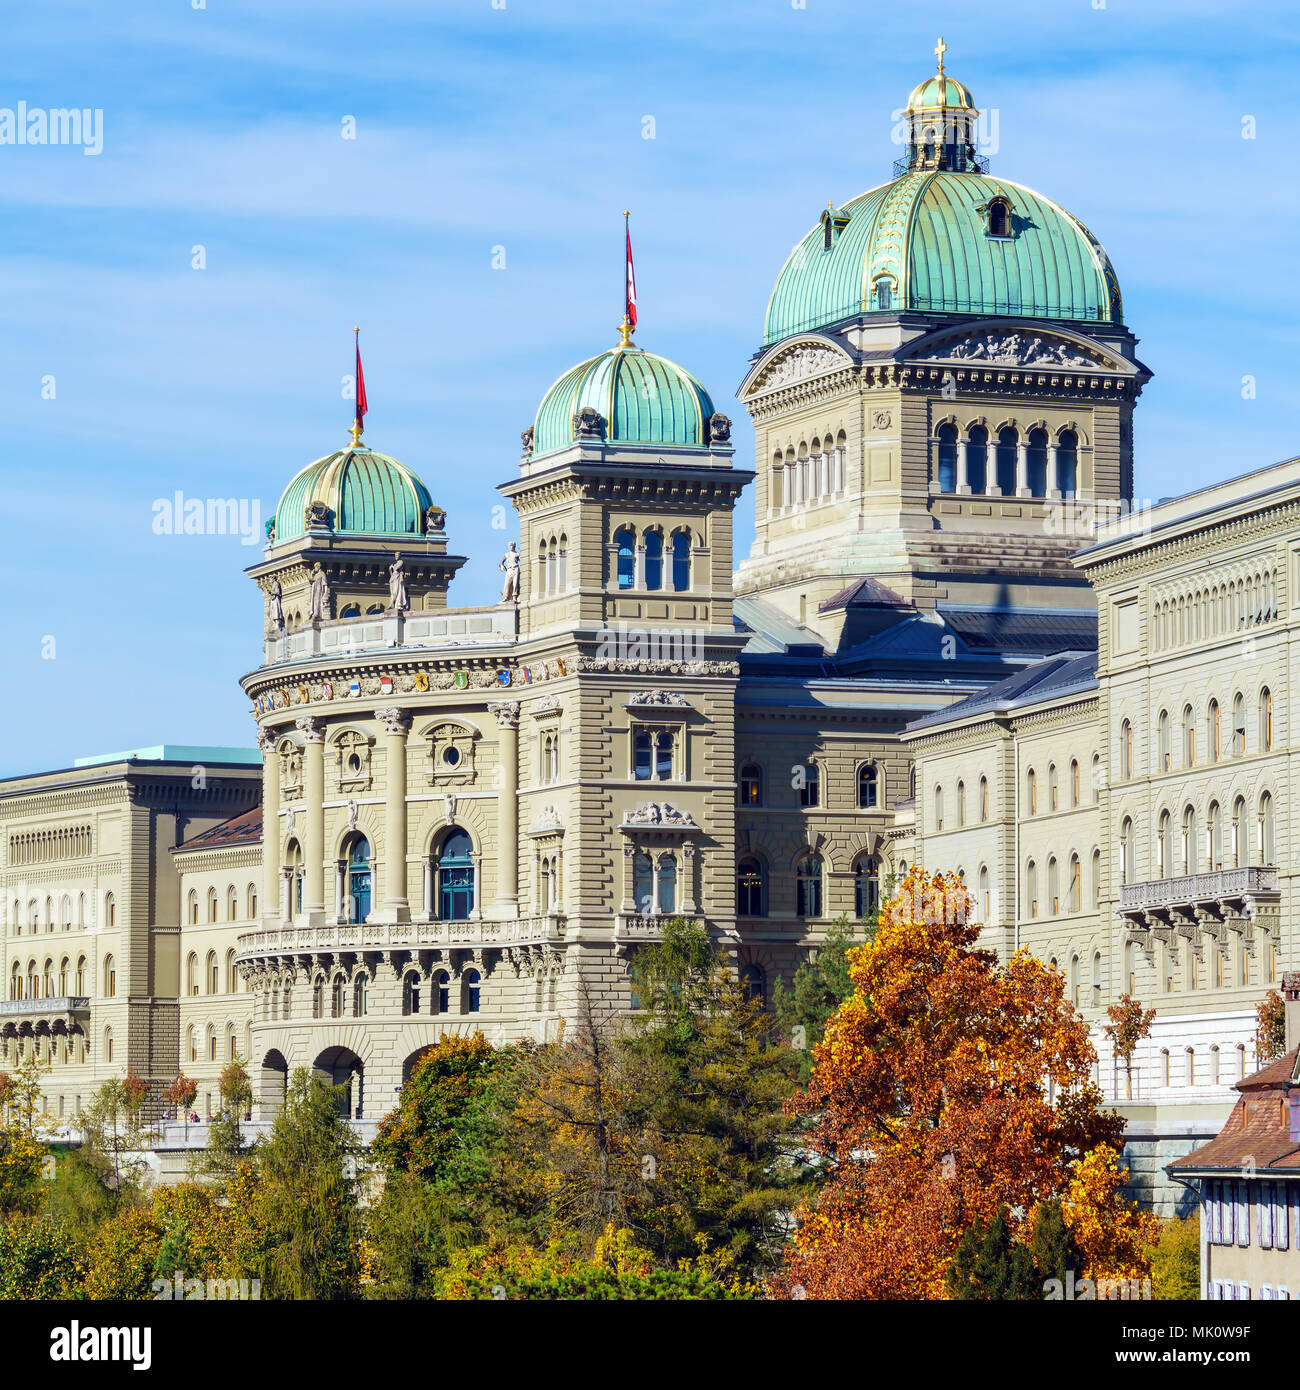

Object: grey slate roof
[905,649,1098,732]
[937,605,1098,654]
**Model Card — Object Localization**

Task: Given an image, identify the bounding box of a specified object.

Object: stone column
[1046,443,1061,499]
[297,717,326,920]
[378,707,413,922]
[258,728,280,923]
[955,439,969,494]
[1016,440,1030,497]
[634,544,646,590]
[681,842,699,915]
[488,701,520,913]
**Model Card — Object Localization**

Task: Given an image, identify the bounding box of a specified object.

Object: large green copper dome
[531,342,716,458]
[764,171,1123,346]
[274,444,433,543]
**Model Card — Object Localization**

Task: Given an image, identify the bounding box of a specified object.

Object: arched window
[1184,1048,1195,1086]
[432,970,450,1015]
[285,839,304,917]
[186,952,198,997]
[979,776,989,821]
[954,779,966,826]
[1026,428,1048,495]
[1025,860,1038,918]
[656,854,677,915]
[614,528,635,590]
[226,950,237,995]
[1120,720,1133,779]
[227,885,237,922]
[105,893,116,928]
[104,955,116,998]
[58,958,68,995]
[1260,687,1273,751]
[643,530,663,591]
[936,423,957,492]
[331,973,345,1018]
[1057,430,1078,496]
[1231,797,1246,867]
[207,1025,218,1062]
[1069,955,1080,1007]
[435,829,474,922]
[1207,801,1222,871]
[854,856,880,919]
[353,973,368,1018]
[207,951,219,995]
[671,532,691,592]
[1182,806,1197,874]
[1157,710,1170,772]
[740,964,766,1003]
[1048,857,1060,915]
[1069,759,1079,808]
[187,890,198,926]
[1091,847,1101,909]
[796,855,823,918]
[461,969,481,1015]
[737,857,765,917]
[1232,693,1246,756]
[247,884,258,919]
[187,1025,198,1064]
[207,887,218,924]
[1068,853,1081,913]
[1208,699,1221,761]
[1258,791,1275,864]
[986,197,1010,237]
[857,763,879,809]
[1048,764,1058,812]
[1160,1048,1170,1086]
[966,424,988,493]
[933,785,944,831]
[1026,768,1037,815]
[346,836,372,924]
[402,972,421,1016]
[104,1027,114,1065]
[633,853,653,914]
[1156,809,1172,877]
[996,427,1018,495]
[800,762,820,808]
[739,762,763,807]
[978,865,990,922]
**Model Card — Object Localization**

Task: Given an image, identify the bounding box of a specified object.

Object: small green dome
[531,342,717,458]
[273,443,433,543]
[764,172,1123,344]
[907,74,975,110]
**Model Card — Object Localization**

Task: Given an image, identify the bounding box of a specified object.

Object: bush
[0,1215,85,1299]
[1151,1216,1199,1300]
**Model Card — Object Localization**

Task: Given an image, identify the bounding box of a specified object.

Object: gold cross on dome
[934,36,947,74]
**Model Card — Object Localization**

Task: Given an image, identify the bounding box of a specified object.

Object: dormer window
[983,195,1012,238]
[820,204,850,251]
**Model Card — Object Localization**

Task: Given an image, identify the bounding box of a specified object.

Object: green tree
[946,1207,1039,1300]
[0,1214,85,1298]
[198,1059,253,1182]
[80,1073,154,1210]
[1151,1216,1200,1300]
[770,915,866,1079]
[1028,1198,1083,1289]
[244,1068,361,1299]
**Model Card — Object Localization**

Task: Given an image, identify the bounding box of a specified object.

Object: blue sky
[3,0,1298,775]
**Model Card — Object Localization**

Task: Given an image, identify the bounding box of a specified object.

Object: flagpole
[619,210,633,347]
[350,327,363,447]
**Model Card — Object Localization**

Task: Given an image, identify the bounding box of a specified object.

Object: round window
[443,746,460,766]
[347,754,362,774]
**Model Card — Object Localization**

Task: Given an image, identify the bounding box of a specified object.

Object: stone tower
[734,43,1151,640]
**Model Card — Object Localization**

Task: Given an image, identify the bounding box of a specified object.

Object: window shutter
[1236,1182,1250,1246]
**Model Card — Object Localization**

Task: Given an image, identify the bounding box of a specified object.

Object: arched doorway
[259,1049,288,1119]
[313,1046,364,1119]
[435,828,474,921]
[401,1046,436,1086]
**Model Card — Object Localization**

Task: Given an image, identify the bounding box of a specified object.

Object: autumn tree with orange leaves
[780,867,1154,1299]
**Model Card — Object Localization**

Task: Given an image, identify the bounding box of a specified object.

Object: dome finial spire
[934,36,947,76]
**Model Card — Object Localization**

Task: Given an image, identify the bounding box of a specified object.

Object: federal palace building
[2,49,1295,1207]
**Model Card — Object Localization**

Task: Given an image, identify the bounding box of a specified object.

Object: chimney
[1284,972,1300,1055]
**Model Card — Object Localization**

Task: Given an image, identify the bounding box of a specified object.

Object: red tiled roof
[175,804,263,853]
[1170,1047,1300,1174]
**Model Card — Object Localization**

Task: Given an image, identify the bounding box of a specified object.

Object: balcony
[262,606,517,667]
[236,914,566,960]
[1118,867,1279,963]
[0,997,90,1024]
